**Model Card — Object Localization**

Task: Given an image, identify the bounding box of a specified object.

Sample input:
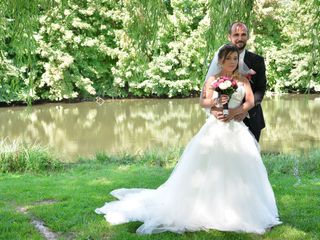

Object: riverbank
[1,91,319,108]
[0,147,319,239]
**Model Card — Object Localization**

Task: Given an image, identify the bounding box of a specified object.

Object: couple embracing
[206,21,266,142]
[95,22,282,235]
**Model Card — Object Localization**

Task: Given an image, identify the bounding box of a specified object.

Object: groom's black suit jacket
[242,50,267,140]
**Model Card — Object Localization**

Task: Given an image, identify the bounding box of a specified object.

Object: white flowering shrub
[253,0,320,93]
[35,0,125,100]
[0,0,318,103]
[112,0,209,97]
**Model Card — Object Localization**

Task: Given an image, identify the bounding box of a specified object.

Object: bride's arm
[199,76,218,108]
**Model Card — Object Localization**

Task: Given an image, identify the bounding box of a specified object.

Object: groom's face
[228,24,248,51]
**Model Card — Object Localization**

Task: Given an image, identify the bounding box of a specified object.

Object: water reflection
[260,94,320,153]
[1,94,320,161]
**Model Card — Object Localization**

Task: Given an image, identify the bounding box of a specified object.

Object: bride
[95,44,282,234]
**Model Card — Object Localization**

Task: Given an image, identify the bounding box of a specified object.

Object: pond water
[1,94,320,161]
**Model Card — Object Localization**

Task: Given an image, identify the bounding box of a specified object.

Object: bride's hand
[211,107,224,120]
[219,94,229,105]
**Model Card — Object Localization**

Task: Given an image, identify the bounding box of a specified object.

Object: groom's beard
[235,42,246,51]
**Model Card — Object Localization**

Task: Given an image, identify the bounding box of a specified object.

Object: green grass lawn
[0,148,319,240]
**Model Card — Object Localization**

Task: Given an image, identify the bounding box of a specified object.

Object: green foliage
[124,0,168,52]
[253,0,320,93]
[0,140,62,173]
[0,0,52,104]
[93,151,137,165]
[206,0,254,52]
[89,148,320,177]
[263,152,320,176]
[35,0,123,100]
[0,0,319,103]
[91,147,182,167]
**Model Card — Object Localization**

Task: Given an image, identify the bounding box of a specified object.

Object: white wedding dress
[95,85,282,234]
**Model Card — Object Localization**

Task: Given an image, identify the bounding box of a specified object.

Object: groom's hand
[221,109,237,122]
[211,107,231,121]
[211,108,225,120]
[234,112,249,122]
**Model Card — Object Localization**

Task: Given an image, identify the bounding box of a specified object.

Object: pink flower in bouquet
[211,76,238,96]
[211,76,238,116]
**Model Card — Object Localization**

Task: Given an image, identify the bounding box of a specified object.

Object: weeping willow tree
[124,0,254,52]
[0,0,55,104]
[118,0,254,97]
[0,0,318,103]
[206,0,254,53]
[124,0,168,53]
[310,0,320,93]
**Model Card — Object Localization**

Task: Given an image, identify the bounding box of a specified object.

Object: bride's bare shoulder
[206,75,219,85]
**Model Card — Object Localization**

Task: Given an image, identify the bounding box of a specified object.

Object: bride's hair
[218,44,240,79]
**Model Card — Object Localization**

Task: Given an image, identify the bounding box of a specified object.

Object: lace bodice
[205,83,246,113]
[227,84,245,109]
[204,85,245,116]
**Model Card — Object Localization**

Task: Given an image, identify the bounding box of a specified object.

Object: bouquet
[211,76,238,116]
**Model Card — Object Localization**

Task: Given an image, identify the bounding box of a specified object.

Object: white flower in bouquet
[225,80,232,87]
[211,76,238,116]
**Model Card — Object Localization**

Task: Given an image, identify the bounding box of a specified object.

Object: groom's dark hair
[228,22,249,35]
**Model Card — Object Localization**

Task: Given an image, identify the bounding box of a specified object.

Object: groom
[211,22,267,142]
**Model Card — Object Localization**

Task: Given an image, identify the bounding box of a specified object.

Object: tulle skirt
[95,116,282,234]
